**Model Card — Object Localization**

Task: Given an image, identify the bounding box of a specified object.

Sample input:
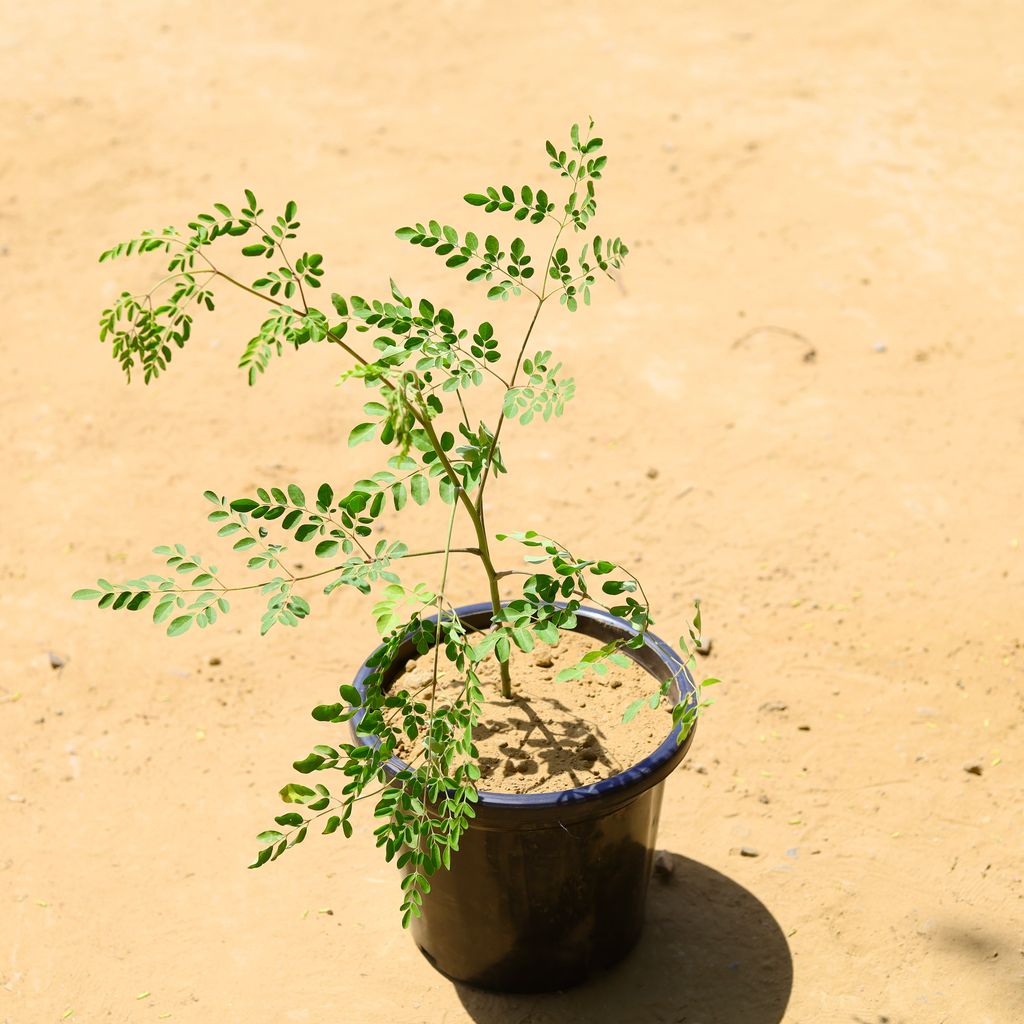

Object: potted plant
[75,120,717,992]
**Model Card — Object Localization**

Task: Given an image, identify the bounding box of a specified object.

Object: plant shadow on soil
[455,852,793,1024]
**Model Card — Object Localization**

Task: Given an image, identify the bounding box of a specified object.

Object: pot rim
[350,602,698,818]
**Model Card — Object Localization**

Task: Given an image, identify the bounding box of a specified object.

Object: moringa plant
[75,121,716,924]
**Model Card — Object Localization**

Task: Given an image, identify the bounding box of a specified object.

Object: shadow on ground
[455,852,792,1024]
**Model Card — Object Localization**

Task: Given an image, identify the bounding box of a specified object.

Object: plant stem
[162,547,479,595]
[414,406,513,698]
[475,141,589,508]
[426,499,459,775]
[474,295,545,506]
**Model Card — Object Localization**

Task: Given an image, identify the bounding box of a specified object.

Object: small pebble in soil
[740,846,759,857]
[646,467,660,480]
[758,793,771,804]
[963,761,984,776]
[208,656,222,666]
[759,700,788,713]
[798,725,811,731]
[534,652,554,669]
[872,342,888,353]
[692,763,708,775]
[48,652,66,670]
[653,850,674,878]
[697,637,713,656]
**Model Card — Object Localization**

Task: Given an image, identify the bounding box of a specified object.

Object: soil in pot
[392,630,671,794]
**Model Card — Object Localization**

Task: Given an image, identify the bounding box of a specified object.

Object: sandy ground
[2,1,1023,1021]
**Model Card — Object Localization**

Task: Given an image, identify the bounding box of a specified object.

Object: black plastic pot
[350,603,698,993]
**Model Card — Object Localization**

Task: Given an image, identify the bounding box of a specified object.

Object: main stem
[414,407,514,698]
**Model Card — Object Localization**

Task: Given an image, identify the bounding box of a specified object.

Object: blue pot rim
[350,601,698,812]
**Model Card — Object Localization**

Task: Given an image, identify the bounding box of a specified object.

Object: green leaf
[511,627,534,652]
[293,752,325,774]
[410,474,430,506]
[315,540,340,559]
[312,702,343,721]
[167,615,192,637]
[495,635,510,663]
[622,697,646,724]
[287,484,305,507]
[339,683,361,706]
[279,783,316,804]
[348,422,377,447]
[72,589,101,601]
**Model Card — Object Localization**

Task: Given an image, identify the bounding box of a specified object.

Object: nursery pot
[350,602,698,993]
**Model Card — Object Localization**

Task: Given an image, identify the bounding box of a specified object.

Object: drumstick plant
[75,120,716,924]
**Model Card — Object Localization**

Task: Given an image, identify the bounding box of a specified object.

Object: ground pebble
[740,846,759,857]
[872,342,888,353]
[963,761,984,776]
[697,637,713,656]
[759,700,788,713]
[534,652,554,669]
[208,656,222,666]
[653,850,675,878]
[48,652,65,670]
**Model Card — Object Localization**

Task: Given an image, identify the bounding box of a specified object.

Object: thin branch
[156,547,481,596]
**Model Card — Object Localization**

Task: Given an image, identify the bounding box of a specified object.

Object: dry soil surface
[393,630,673,793]
[2,2,1023,1023]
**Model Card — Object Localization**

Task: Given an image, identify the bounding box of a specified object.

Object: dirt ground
[2,2,1023,1022]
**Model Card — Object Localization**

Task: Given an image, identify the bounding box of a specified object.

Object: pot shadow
[454,852,793,1024]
